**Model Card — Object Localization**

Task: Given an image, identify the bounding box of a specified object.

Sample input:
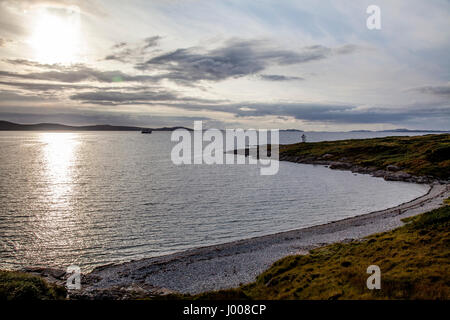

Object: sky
[0,0,449,130]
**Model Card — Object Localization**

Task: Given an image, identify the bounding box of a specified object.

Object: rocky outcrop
[279,154,448,185]
[386,165,402,172]
[68,283,175,300]
[329,162,353,170]
[21,266,174,300]
[321,153,334,159]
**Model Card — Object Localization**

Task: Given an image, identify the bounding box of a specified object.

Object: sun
[28,8,82,64]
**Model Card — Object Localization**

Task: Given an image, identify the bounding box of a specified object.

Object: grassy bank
[0,270,66,300]
[279,133,450,179]
[167,202,450,300]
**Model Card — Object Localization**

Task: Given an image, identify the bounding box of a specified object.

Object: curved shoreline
[57,181,448,298]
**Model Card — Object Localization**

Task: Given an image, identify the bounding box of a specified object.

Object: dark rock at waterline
[321,153,334,160]
[386,165,402,172]
[384,171,411,181]
[372,170,386,178]
[329,162,353,170]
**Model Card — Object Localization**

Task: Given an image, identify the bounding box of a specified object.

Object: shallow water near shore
[0,131,431,271]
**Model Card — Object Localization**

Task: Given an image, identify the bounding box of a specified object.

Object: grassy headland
[279,133,450,180]
[170,202,450,300]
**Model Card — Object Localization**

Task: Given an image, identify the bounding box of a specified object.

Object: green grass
[0,270,67,300]
[444,197,450,206]
[279,134,450,179]
[165,204,450,300]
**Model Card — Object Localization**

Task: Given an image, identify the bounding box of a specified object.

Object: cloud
[0,38,11,47]
[2,40,353,87]
[71,90,177,104]
[3,59,61,69]
[410,85,450,96]
[0,0,106,16]
[2,86,448,127]
[105,36,162,63]
[143,36,161,49]
[136,39,357,83]
[68,87,449,125]
[112,42,127,49]
[104,52,134,63]
[239,107,256,111]
[0,89,53,102]
[0,80,97,91]
[69,89,223,105]
[0,63,158,83]
[227,102,450,124]
[259,74,304,81]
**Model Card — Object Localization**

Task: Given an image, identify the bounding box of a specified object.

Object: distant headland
[0,120,192,132]
[350,128,449,133]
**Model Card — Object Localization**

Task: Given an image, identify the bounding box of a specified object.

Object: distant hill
[281,129,304,132]
[379,128,449,133]
[349,130,373,132]
[0,120,192,131]
[350,129,449,133]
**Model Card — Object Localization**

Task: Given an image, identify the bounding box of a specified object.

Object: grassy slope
[167,203,450,300]
[279,134,450,179]
[0,270,67,300]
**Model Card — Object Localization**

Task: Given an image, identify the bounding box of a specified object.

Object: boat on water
[141,128,152,134]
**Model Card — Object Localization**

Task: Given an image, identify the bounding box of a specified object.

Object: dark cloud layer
[229,103,449,124]
[4,59,62,69]
[66,86,450,125]
[105,36,161,63]
[0,80,94,91]
[1,81,448,126]
[143,36,161,49]
[259,74,304,81]
[0,89,53,102]
[135,40,357,83]
[411,85,450,96]
[69,90,218,105]
[0,66,157,83]
[2,40,355,87]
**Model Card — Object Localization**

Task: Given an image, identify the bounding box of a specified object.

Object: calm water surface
[0,131,431,271]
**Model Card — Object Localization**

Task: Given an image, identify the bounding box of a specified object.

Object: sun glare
[40,132,79,204]
[29,8,82,64]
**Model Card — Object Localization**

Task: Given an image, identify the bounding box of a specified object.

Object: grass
[444,197,450,206]
[0,270,67,300]
[163,204,450,300]
[279,133,450,179]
